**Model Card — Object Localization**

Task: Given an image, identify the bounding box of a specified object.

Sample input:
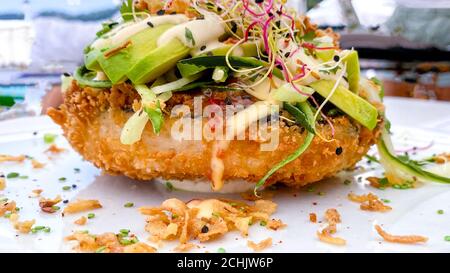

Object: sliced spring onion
[212,66,229,83]
[74,66,112,88]
[151,73,203,94]
[271,83,315,103]
[120,109,148,145]
[255,102,315,192]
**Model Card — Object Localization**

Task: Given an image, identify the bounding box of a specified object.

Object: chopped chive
[62,186,71,191]
[43,133,57,144]
[306,186,315,192]
[7,172,19,179]
[58,177,67,182]
[19,175,29,179]
[445,235,450,242]
[87,213,95,219]
[260,220,267,227]
[317,191,325,196]
[185,27,196,46]
[43,227,51,233]
[124,202,134,208]
[437,209,444,215]
[4,212,11,218]
[52,206,60,211]
[381,199,390,203]
[217,247,226,253]
[165,182,174,191]
[119,229,130,235]
[343,179,351,185]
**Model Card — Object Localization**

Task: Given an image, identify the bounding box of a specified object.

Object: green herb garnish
[7,172,19,179]
[43,133,57,144]
[185,28,196,46]
[124,202,134,208]
[217,247,226,253]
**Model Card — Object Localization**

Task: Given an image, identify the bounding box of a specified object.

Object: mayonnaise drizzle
[91,14,189,50]
[157,14,225,53]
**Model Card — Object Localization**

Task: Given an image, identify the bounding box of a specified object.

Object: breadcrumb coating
[48,81,381,187]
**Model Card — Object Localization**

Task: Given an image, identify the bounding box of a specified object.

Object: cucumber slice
[309,80,378,130]
[271,83,314,103]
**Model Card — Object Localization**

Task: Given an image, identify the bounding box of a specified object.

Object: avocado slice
[342,50,360,93]
[209,42,259,57]
[84,48,103,71]
[127,38,190,84]
[309,80,378,130]
[96,24,173,84]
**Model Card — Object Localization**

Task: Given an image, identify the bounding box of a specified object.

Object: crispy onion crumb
[31,159,46,169]
[348,192,392,212]
[247,238,272,252]
[0,177,5,190]
[65,231,156,253]
[0,154,26,163]
[309,213,317,223]
[374,225,428,244]
[63,199,102,214]
[45,144,66,154]
[39,195,62,213]
[316,208,346,246]
[74,216,87,226]
[140,198,281,250]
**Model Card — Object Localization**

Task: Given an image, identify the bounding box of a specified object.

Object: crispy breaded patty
[48,81,382,188]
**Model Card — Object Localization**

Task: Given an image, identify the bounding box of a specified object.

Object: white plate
[0,97,449,253]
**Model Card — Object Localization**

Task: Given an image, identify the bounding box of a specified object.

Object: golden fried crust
[48,81,381,187]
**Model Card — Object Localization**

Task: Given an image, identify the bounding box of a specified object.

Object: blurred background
[0,0,449,120]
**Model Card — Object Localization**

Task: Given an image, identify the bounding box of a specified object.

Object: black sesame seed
[333,55,340,62]
[33,131,38,135]
[63,72,70,77]
[201,225,209,233]
[147,21,154,28]
[200,45,207,51]
[230,22,238,33]
[72,184,77,188]
[268,12,274,17]
[156,9,165,16]
[0,174,4,178]
[255,0,264,3]
[335,147,343,155]
[284,52,290,58]
[224,97,233,105]
[63,200,69,204]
